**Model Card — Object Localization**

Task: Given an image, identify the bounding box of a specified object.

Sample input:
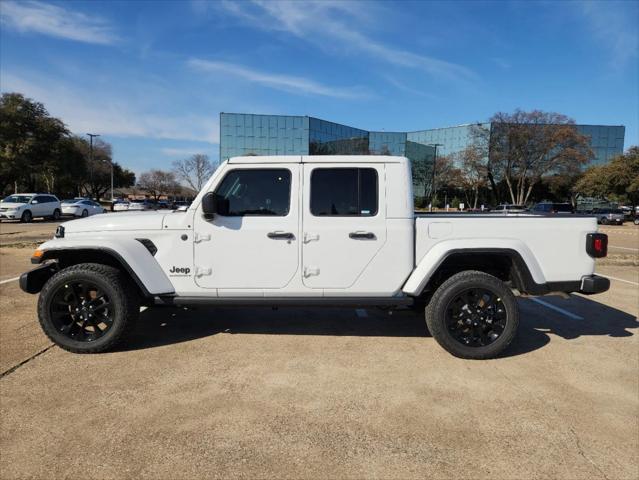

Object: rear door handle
[349,231,376,240]
[267,231,295,240]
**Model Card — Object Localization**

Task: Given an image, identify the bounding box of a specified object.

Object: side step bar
[155,296,414,308]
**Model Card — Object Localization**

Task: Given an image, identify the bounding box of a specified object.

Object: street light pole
[86,133,100,199]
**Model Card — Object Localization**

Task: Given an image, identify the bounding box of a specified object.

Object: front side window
[310,168,378,216]
[214,168,291,216]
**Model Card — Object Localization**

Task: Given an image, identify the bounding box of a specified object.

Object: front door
[302,163,387,289]
[193,164,300,291]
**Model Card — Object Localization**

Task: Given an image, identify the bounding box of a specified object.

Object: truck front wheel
[37,263,139,353]
[425,271,519,359]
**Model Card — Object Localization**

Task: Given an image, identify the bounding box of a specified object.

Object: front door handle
[349,231,376,240]
[267,231,295,240]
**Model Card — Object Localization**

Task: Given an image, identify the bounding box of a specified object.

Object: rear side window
[310,168,378,216]
[215,168,291,216]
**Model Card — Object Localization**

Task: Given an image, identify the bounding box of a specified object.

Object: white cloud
[1,72,219,143]
[0,0,118,45]
[216,0,476,83]
[188,58,369,99]
[578,1,638,68]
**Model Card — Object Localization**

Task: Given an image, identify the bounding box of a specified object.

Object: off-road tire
[38,263,140,353]
[425,270,519,360]
[21,210,33,223]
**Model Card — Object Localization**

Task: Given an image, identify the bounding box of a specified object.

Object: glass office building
[220,113,625,200]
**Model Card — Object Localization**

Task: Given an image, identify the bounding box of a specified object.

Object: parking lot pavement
[0,219,63,247]
[1,222,637,479]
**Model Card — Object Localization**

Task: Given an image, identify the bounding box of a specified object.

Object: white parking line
[0,276,20,285]
[609,245,639,252]
[598,274,639,287]
[531,298,583,320]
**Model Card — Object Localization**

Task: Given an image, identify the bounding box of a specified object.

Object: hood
[63,211,166,233]
[0,201,27,209]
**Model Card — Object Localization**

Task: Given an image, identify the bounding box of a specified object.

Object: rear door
[301,163,386,289]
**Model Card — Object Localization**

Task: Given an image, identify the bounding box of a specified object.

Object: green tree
[574,147,639,205]
[0,92,69,193]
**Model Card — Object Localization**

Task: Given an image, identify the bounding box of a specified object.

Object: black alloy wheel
[425,270,519,359]
[21,210,32,223]
[49,280,114,342]
[38,263,139,353]
[444,288,507,347]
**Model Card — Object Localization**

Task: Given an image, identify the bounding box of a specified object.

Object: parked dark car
[531,202,574,214]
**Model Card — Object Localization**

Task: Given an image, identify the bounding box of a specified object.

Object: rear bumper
[579,275,610,295]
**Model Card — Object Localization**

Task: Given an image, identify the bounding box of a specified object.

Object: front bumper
[0,212,19,219]
[579,275,610,295]
[19,263,58,294]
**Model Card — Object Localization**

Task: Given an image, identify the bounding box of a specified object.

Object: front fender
[33,237,175,296]
[401,239,546,296]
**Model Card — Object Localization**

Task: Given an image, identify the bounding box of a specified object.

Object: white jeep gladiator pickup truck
[20,156,610,359]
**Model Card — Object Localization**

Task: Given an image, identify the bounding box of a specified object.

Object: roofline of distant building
[219,113,624,133]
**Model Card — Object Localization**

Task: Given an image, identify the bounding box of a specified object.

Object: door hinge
[303,266,320,277]
[195,266,212,277]
[303,232,320,243]
[194,232,211,243]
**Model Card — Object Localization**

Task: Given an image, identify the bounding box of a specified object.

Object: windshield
[2,195,32,203]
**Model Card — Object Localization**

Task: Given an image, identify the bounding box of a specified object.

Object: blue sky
[1,0,637,176]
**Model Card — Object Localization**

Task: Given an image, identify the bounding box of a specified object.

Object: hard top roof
[228,155,409,164]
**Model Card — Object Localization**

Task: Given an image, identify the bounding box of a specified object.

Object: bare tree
[138,169,179,201]
[489,110,592,205]
[456,145,488,209]
[172,154,215,192]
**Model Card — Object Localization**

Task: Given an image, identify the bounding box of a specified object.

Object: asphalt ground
[0,220,637,479]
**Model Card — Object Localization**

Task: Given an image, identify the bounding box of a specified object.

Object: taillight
[586,233,608,258]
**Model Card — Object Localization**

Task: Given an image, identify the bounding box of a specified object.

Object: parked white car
[128,199,155,211]
[21,155,610,359]
[492,204,527,213]
[0,193,61,222]
[113,200,130,212]
[61,199,107,218]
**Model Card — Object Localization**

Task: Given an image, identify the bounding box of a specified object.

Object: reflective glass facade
[575,125,625,165]
[220,113,625,200]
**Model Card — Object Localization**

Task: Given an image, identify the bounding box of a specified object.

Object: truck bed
[414,214,598,284]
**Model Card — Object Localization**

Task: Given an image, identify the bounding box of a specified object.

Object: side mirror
[202,192,229,218]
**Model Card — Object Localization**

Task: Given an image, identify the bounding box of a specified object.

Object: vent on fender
[135,238,158,256]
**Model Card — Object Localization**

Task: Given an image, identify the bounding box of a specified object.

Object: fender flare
[33,237,175,297]
[402,239,546,296]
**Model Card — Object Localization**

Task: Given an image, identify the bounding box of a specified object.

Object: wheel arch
[403,243,550,297]
[39,248,151,298]
[32,240,175,298]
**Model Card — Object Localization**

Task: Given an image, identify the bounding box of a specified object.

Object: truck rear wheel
[37,263,139,353]
[425,271,519,359]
